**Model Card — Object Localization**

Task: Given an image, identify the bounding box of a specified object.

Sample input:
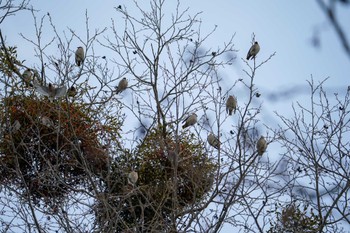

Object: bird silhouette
[116,77,128,94]
[182,113,197,129]
[257,136,267,155]
[22,68,33,87]
[67,86,77,97]
[34,83,67,99]
[128,171,138,185]
[246,41,260,60]
[207,133,221,149]
[226,95,237,115]
[75,47,84,66]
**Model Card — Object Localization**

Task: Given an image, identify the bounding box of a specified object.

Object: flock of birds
[182,41,267,156]
[20,46,129,100]
[17,41,266,185]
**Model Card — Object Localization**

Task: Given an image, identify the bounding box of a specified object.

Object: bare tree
[6,0,349,233]
[275,78,350,232]
[0,0,280,231]
[0,6,121,233]
[0,0,30,24]
[99,1,284,232]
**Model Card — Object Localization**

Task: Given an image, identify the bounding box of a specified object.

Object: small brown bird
[67,86,77,97]
[182,113,197,129]
[226,95,237,115]
[11,120,21,133]
[246,41,260,60]
[75,46,84,66]
[34,83,67,98]
[128,171,138,185]
[207,133,221,149]
[22,69,33,87]
[166,150,178,167]
[116,77,128,94]
[41,116,55,128]
[257,136,267,155]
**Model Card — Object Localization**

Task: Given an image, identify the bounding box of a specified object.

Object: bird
[257,136,267,155]
[11,120,21,133]
[182,113,197,129]
[67,86,77,97]
[226,95,237,115]
[75,46,84,66]
[22,68,33,87]
[166,150,178,167]
[207,133,221,149]
[34,83,67,98]
[40,116,55,128]
[128,171,138,185]
[116,77,128,94]
[246,41,260,60]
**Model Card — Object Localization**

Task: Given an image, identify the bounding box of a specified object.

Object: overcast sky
[2,0,349,113]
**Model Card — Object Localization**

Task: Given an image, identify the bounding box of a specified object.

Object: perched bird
[116,77,128,94]
[207,133,221,149]
[75,46,84,66]
[182,113,197,129]
[166,150,178,167]
[32,69,43,86]
[41,116,54,128]
[257,136,267,155]
[128,171,138,185]
[11,120,21,133]
[22,68,33,87]
[246,41,260,60]
[67,86,77,97]
[226,95,237,115]
[34,83,67,98]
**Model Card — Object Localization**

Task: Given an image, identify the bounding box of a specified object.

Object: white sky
[3,0,349,111]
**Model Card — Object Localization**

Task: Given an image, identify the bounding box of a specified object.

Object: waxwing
[41,116,54,128]
[257,136,267,155]
[207,133,221,149]
[22,68,33,87]
[226,95,237,116]
[67,86,77,97]
[116,77,128,94]
[246,41,260,60]
[182,113,197,129]
[128,171,138,185]
[11,120,21,133]
[75,46,84,66]
[166,150,178,167]
[34,83,67,98]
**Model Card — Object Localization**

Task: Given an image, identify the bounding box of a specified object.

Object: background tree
[0,4,122,232]
[96,1,281,232]
[268,202,321,233]
[0,0,30,24]
[274,78,350,232]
